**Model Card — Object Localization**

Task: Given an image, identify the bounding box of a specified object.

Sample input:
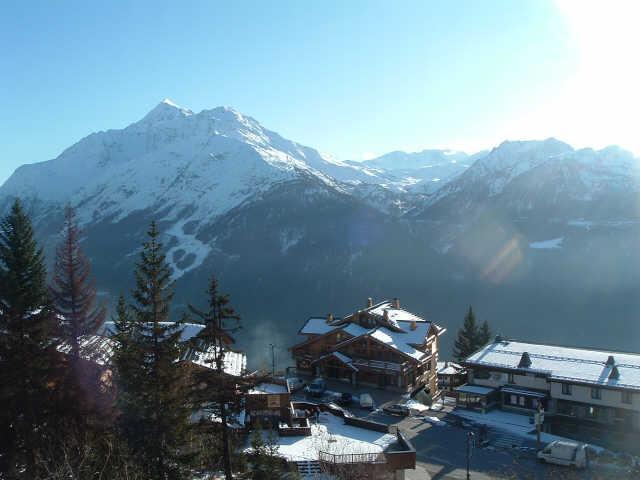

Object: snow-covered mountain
[348,149,486,195]
[3,103,640,362]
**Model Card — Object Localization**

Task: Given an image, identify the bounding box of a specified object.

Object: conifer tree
[50,205,106,358]
[0,199,60,477]
[478,319,491,347]
[188,276,248,480]
[50,205,108,426]
[453,306,479,362]
[113,221,192,479]
[246,421,285,480]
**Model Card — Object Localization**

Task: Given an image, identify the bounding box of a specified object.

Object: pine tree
[50,205,106,358]
[50,205,107,426]
[0,199,60,477]
[452,306,479,362]
[246,421,285,480]
[478,319,491,347]
[114,221,192,479]
[188,276,246,480]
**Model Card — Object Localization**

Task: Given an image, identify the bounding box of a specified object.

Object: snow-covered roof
[248,383,289,395]
[182,345,247,377]
[299,317,337,335]
[466,340,640,391]
[314,351,358,371]
[102,321,205,342]
[437,361,465,375]
[456,385,495,395]
[369,301,426,324]
[342,323,370,337]
[56,334,117,366]
[254,411,396,462]
[369,328,428,361]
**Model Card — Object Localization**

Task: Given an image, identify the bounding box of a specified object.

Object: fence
[318,451,386,465]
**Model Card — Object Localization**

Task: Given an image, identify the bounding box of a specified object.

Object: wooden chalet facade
[290,298,445,394]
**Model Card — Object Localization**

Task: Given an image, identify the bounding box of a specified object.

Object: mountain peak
[139,98,193,124]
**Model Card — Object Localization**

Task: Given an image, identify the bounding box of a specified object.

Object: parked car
[359,393,374,410]
[336,392,353,406]
[286,377,305,392]
[537,441,588,468]
[305,378,326,397]
[382,403,411,416]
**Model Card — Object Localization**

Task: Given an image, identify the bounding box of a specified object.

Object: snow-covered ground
[251,411,396,462]
[450,408,603,450]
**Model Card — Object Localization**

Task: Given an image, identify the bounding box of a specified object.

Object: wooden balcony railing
[318,451,386,465]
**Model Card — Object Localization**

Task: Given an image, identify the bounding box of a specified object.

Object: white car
[537,441,588,468]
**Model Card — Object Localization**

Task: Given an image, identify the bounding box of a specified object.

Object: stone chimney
[326,313,334,324]
[606,355,615,366]
[410,320,417,331]
[392,297,400,309]
[367,297,373,308]
[383,309,389,321]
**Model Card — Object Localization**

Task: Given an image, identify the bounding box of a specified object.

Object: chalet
[459,337,640,451]
[102,321,247,377]
[290,298,445,394]
[437,361,466,393]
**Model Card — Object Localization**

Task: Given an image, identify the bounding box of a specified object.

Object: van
[359,393,374,410]
[537,441,588,468]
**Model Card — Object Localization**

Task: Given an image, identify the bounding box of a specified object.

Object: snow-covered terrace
[261,411,397,462]
[248,382,289,395]
[466,340,640,390]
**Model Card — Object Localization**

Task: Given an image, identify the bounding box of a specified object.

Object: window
[591,387,602,400]
[508,373,515,383]
[562,383,572,395]
[622,391,633,405]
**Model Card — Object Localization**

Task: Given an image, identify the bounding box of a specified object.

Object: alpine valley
[3,99,640,366]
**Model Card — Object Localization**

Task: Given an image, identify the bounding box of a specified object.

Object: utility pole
[270,343,276,376]
[466,431,475,480]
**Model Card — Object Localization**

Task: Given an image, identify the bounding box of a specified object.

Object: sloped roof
[182,344,247,377]
[299,317,338,335]
[56,334,117,366]
[466,340,640,391]
[102,321,205,342]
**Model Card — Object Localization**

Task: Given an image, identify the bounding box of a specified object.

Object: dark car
[305,378,326,397]
[336,392,353,406]
[382,403,410,416]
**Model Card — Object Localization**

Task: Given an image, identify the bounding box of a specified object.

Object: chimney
[410,320,417,331]
[609,365,620,380]
[367,297,373,308]
[326,313,334,324]
[606,355,615,366]
[445,361,449,368]
[495,334,503,343]
[518,352,532,368]
[383,309,389,321]
[392,297,400,309]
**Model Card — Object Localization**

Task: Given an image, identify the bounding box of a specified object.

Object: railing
[351,358,402,372]
[318,451,386,465]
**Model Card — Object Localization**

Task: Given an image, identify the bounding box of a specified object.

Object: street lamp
[466,431,475,480]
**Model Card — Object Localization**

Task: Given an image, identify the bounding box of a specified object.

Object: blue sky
[1,0,637,184]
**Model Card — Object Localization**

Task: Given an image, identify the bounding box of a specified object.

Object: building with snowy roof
[290,298,445,395]
[459,337,640,450]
